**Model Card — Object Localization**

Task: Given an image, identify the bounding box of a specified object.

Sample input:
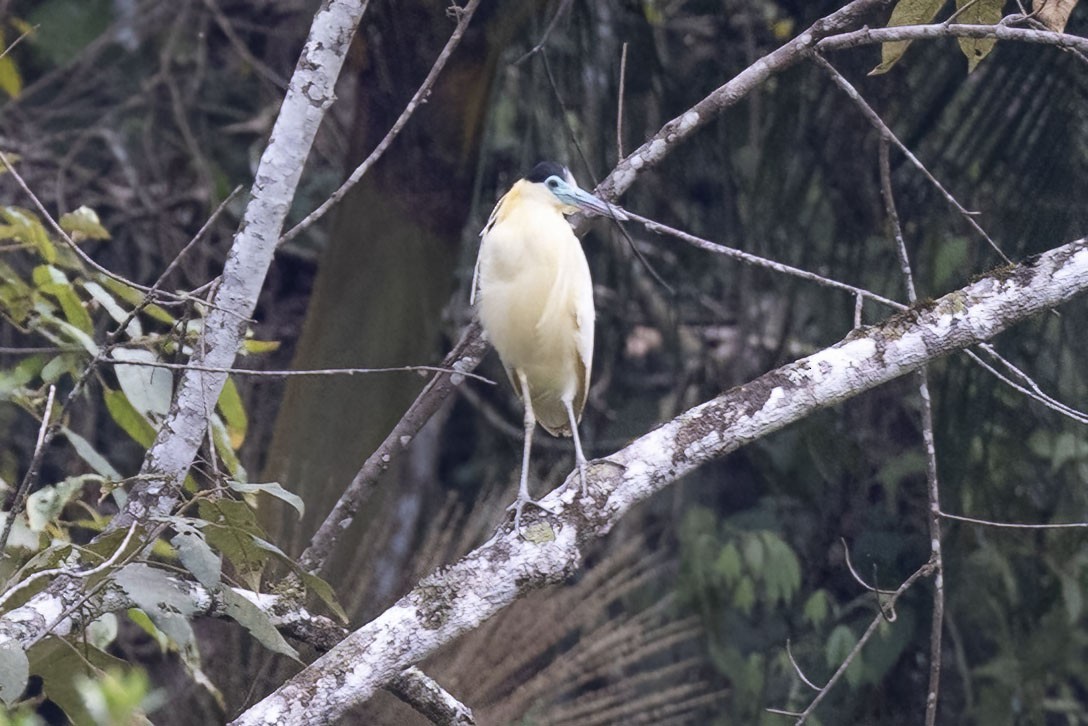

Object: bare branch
[841,537,898,595]
[590,0,895,206]
[623,210,905,310]
[388,668,476,726]
[818,21,1088,57]
[299,321,489,573]
[281,0,482,245]
[940,511,1088,529]
[0,385,55,552]
[235,238,1088,724]
[783,561,935,724]
[98,356,495,384]
[786,639,824,691]
[813,52,1010,264]
[878,137,946,726]
[109,0,371,531]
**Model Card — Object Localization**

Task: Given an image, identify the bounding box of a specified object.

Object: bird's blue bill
[550,177,629,221]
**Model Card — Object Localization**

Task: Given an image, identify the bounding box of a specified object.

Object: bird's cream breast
[477,200,589,398]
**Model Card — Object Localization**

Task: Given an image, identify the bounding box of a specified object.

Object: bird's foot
[561,459,590,499]
[507,495,557,533]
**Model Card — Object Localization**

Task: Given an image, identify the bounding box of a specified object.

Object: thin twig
[940,511,1088,529]
[298,321,489,573]
[0,523,138,611]
[281,0,481,245]
[841,537,898,595]
[616,42,628,162]
[108,186,244,342]
[812,52,1012,265]
[26,522,164,650]
[622,209,905,310]
[0,24,35,61]
[879,137,943,726]
[0,385,56,553]
[102,356,495,384]
[780,561,935,724]
[0,152,179,300]
[786,639,824,691]
[202,0,288,89]
[513,0,575,65]
[973,344,1088,423]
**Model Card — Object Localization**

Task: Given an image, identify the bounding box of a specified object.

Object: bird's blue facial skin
[545,175,620,218]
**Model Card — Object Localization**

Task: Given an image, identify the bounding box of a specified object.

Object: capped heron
[472,161,626,529]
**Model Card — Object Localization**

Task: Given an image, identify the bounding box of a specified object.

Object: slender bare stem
[281,0,480,245]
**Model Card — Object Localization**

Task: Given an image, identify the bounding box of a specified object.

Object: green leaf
[761,533,801,605]
[219,588,300,661]
[825,624,865,687]
[82,280,141,338]
[85,613,119,652]
[114,563,198,648]
[0,640,28,705]
[210,414,246,479]
[25,476,91,532]
[248,536,348,624]
[171,523,222,591]
[742,535,764,574]
[241,339,281,355]
[58,206,110,242]
[956,0,1003,72]
[715,541,742,587]
[126,608,168,652]
[870,0,948,75]
[198,499,268,591]
[28,635,130,725]
[110,347,173,421]
[59,427,122,480]
[103,387,157,447]
[33,265,93,334]
[40,353,70,385]
[45,316,99,355]
[0,52,22,100]
[218,377,248,449]
[100,277,176,325]
[228,481,304,519]
[1,207,54,262]
[0,354,46,400]
[803,589,831,628]
[733,576,756,616]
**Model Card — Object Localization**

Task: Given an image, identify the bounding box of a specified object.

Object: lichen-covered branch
[234,240,1088,724]
[590,0,894,206]
[113,0,369,529]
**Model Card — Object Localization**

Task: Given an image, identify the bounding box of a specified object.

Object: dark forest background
[1,0,1087,723]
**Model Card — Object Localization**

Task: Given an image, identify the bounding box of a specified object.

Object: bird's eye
[546,178,559,189]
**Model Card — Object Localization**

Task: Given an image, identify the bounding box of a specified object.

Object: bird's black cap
[525,161,568,183]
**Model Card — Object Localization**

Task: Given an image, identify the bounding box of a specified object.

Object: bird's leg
[564,398,588,497]
[508,371,540,531]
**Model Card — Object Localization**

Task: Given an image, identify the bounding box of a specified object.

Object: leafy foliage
[0,204,341,720]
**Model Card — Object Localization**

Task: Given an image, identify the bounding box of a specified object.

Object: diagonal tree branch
[233,239,1088,724]
[589,0,895,207]
[111,0,371,530]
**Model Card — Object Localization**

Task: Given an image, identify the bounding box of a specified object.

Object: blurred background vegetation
[1,0,1087,723]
